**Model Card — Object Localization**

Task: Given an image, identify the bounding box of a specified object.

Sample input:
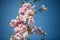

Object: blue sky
[0,0,60,40]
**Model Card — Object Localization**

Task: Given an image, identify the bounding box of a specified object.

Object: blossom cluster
[9,2,45,40]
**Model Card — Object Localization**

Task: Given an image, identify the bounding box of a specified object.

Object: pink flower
[14,33,21,40]
[22,7,28,11]
[14,27,20,33]
[28,16,35,24]
[19,7,29,15]
[22,3,31,9]
[23,31,28,38]
[18,25,27,34]
[19,9,25,15]
[25,10,32,15]
[9,19,19,27]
